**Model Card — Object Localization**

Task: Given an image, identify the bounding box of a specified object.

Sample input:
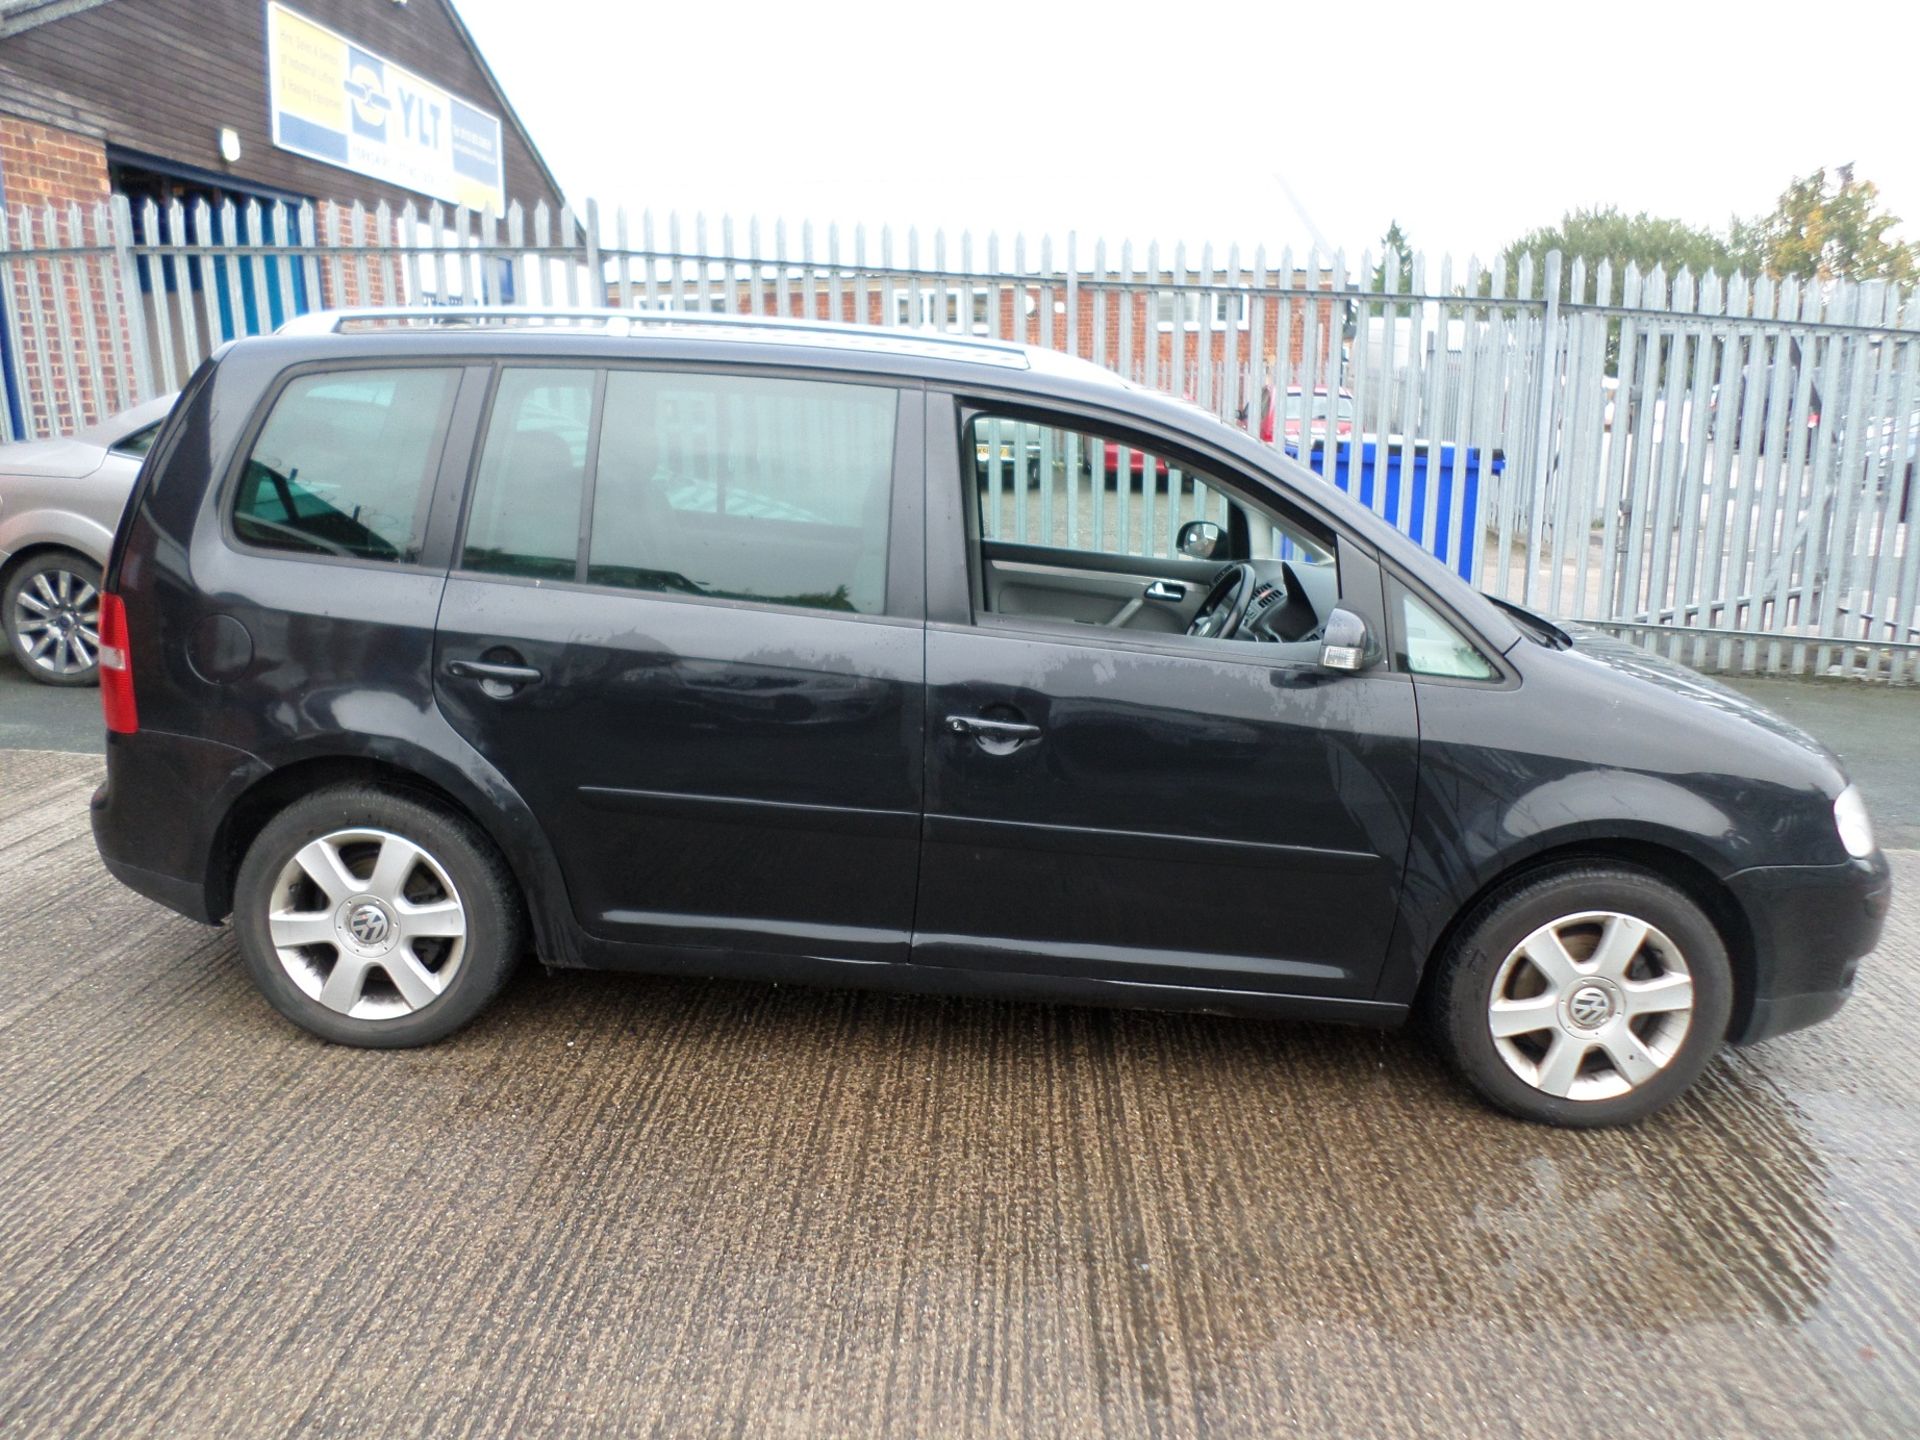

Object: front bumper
[1725,851,1892,1044]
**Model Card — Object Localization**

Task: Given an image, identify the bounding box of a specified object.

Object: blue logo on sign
[346,49,388,140]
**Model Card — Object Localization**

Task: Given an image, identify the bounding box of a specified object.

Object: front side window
[970,412,1331,567]
[462,368,595,580]
[1400,592,1496,680]
[967,411,1340,654]
[233,367,459,562]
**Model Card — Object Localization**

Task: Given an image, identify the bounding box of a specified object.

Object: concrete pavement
[1,746,1917,1437]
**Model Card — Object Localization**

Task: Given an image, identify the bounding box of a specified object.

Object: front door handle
[1144,580,1186,602]
[946,714,1042,744]
[445,657,544,693]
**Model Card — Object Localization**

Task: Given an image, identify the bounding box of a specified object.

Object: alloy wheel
[1487,910,1695,1101]
[12,566,101,677]
[265,827,468,1020]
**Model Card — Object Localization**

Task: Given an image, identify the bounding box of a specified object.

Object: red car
[1258,384,1355,445]
[1099,439,1170,482]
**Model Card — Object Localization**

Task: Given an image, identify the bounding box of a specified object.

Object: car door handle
[1144,580,1186,602]
[445,658,543,688]
[946,715,1042,743]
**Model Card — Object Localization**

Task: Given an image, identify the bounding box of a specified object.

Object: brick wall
[0,115,139,434]
[1013,288,1341,385]
[314,200,408,308]
[606,273,1341,405]
[0,115,110,208]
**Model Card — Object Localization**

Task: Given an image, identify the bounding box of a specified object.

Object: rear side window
[232,368,459,563]
[588,372,896,614]
[461,368,595,580]
[458,367,900,616]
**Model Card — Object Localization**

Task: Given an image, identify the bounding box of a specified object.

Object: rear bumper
[1725,851,1892,1044]
[96,848,219,922]
[90,727,266,925]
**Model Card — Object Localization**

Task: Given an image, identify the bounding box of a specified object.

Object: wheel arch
[1414,837,1758,1041]
[0,517,112,580]
[2,539,106,590]
[205,750,580,970]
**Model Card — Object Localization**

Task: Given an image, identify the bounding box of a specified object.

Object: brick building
[0,0,563,432]
[619,267,1345,400]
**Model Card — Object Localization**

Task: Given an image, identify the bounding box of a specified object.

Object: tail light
[98,592,138,734]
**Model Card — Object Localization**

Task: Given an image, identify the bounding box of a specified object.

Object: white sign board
[267,2,507,215]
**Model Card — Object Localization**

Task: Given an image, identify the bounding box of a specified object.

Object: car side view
[90,308,1891,1126]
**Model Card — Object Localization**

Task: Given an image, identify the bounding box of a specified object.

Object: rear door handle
[1144,580,1186,602]
[445,657,543,689]
[946,714,1042,743]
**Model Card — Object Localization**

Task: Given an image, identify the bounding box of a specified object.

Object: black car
[91,308,1890,1127]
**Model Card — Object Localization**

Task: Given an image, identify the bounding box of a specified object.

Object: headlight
[1834,785,1877,859]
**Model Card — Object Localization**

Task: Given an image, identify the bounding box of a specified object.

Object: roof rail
[274,305,1032,359]
[276,306,628,336]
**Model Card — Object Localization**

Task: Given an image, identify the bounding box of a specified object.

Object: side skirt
[559,931,1409,1028]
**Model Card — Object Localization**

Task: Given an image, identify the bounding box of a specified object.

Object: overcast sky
[453,0,1917,267]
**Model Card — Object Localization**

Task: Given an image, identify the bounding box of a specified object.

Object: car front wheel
[4,551,103,686]
[233,786,525,1047]
[1431,863,1733,1127]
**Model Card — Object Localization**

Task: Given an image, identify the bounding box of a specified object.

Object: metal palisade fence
[3,194,1917,681]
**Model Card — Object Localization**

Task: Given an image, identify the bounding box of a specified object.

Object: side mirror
[1177,520,1223,560]
[1318,607,1373,673]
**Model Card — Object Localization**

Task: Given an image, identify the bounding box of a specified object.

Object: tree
[1373,221,1414,292]
[1496,207,1734,303]
[1496,208,1733,373]
[1732,165,1917,284]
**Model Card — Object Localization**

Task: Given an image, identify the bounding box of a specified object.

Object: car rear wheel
[4,551,103,686]
[1430,863,1733,1127]
[233,786,525,1047]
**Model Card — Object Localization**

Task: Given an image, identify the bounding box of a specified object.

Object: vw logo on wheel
[1568,984,1614,1029]
[346,901,391,947]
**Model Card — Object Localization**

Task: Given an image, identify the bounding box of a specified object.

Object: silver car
[0,395,175,685]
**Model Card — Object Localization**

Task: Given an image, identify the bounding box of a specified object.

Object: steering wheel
[1187,562,1260,640]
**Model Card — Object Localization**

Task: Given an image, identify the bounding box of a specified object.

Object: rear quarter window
[231,367,460,563]
[111,422,162,459]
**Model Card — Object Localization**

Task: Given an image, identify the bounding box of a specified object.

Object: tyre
[232,785,525,1047]
[4,551,103,686]
[1430,863,1733,1127]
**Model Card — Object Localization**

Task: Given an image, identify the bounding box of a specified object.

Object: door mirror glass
[1177,520,1223,560]
[1318,607,1372,672]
